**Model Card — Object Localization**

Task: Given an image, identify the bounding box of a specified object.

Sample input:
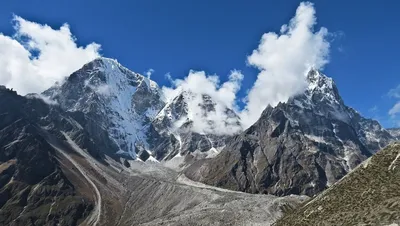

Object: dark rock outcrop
[0,87,93,225]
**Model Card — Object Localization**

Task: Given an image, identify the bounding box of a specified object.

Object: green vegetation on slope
[275,143,400,226]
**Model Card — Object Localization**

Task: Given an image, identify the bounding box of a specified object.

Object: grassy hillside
[275,143,400,226]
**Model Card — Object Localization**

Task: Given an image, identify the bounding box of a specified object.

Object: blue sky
[1,0,399,127]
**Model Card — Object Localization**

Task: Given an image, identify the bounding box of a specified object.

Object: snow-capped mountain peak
[43,58,240,162]
[43,58,165,160]
[154,89,242,135]
[146,89,242,162]
[305,69,343,105]
[307,69,334,89]
[286,69,349,124]
[186,69,398,198]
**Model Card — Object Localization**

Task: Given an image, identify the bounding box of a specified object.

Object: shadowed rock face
[185,70,398,197]
[0,87,93,226]
[275,143,400,226]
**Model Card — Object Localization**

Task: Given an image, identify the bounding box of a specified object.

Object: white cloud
[162,2,331,134]
[85,82,111,96]
[389,85,400,99]
[1,2,332,136]
[0,15,100,95]
[389,102,400,116]
[26,93,58,105]
[388,85,400,125]
[162,70,243,135]
[145,68,155,79]
[241,1,330,127]
[95,84,111,96]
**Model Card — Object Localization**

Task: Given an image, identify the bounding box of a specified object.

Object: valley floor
[53,133,308,226]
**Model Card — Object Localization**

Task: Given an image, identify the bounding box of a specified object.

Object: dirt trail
[50,144,102,226]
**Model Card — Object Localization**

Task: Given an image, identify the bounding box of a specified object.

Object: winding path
[51,144,102,226]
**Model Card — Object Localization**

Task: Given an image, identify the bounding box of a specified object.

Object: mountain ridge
[185,69,398,197]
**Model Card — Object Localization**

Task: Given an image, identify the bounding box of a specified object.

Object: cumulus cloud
[0,15,100,95]
[241,1,330,127]
[162,70,243,135]
[164,2,331,133]
[1,2,332,136]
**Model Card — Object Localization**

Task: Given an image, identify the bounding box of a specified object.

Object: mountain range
[185,69,396,197]
[0,57,399,225]
[43,58,239,164]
